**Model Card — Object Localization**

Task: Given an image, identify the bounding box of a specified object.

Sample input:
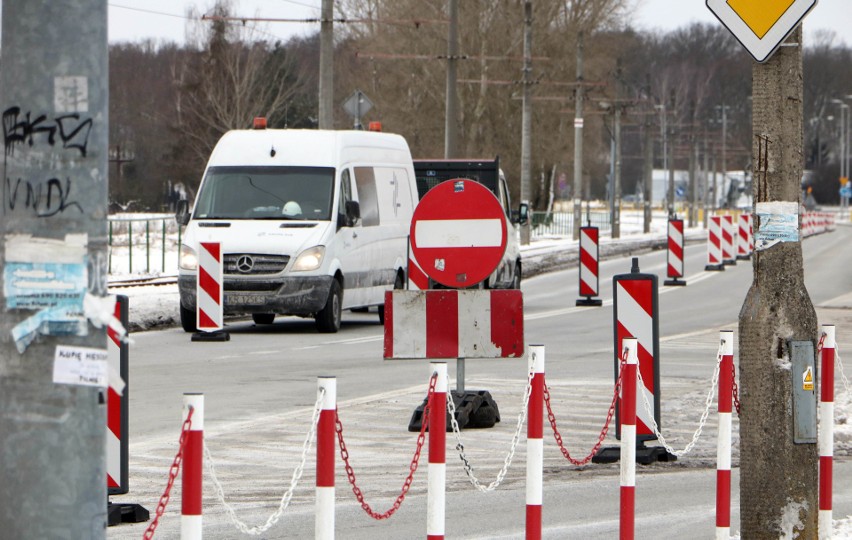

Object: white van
[175,123,418,333]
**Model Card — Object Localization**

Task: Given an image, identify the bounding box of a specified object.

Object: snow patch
[778,499,808,539]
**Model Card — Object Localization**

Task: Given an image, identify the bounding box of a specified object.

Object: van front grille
[224,254,290,275]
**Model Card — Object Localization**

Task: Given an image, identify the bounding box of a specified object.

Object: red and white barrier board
[197,241,224,332]
[737,214,751,260]
[721,214,736,265]
[383,290,524,359]
[578,226,601,300]
[706,216,725,271]
[107,295,129,494]
[666,219,684,280]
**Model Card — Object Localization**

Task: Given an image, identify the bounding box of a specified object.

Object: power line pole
[611,59,623,239]
[643,75,653,234]
[688,101,697,227]
[318,0,334,129]
[0,1,109,537]
[740,25,818,537]
[572,32,584,240]
[667,89,676,217]
[444,0,460,158]
[519,1,533,245]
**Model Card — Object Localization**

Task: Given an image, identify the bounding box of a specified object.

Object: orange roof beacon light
[253,117,267,130]
[368,121,382,132]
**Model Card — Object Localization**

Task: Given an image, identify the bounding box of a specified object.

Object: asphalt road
[109,225,852,539]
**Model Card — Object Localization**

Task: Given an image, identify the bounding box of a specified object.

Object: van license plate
[227,294,266,305]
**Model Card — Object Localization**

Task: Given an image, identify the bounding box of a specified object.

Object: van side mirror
[175,199,190,226]
[513,202,529,225]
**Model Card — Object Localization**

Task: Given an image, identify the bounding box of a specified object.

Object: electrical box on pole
[0,1,110,537]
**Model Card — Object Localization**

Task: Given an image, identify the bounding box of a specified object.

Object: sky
[106,0,850,47]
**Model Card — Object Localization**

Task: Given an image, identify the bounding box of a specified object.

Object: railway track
[108,275,178,288]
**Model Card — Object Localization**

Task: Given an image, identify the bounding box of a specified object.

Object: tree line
[108,0,851,211]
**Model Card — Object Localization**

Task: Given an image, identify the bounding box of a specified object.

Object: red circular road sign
[410,179,508,288]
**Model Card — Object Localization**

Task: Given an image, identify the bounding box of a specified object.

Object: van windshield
[193,166,335,220]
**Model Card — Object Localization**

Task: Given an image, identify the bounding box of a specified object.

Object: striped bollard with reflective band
[664,218,686,286]
[620,338,638,540]
[526,345,545,540]
[721,214,736,266]
[182,393,204,540]
[705,216,725,271]
[428,362,448,540]
[576,226,603,306]
[737,214,751,260]
[316,377,336,540]
[193,241,229,341]
[819,325,835,539]
[716,330,734,540]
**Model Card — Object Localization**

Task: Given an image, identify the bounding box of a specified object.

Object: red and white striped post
[705,216,725,271]
[526,345,545,540]
[316,377,337,540]
[428,362,448,540]
[576,226,603,306]
[747,213,754,253]
[819,324,835,539]
[737,214,751,260]
[664,218,686,286]
[193,241,229,341]
[716,330,734,540]
[620,338,638,540]
[721,214,736,266]
[182,393,204,540]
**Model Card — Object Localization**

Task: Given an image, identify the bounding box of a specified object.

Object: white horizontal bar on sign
[414,219,503,248]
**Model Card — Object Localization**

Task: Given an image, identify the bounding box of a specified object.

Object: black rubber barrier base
[191,330,231,342]
[408,389,501,432]
[107,502,150,526]
[736,255,751,261]
[723,259,737,266]
[576,297,603,307]
[591,444,677,465]
[663,278,687,287]
[704,264,726,272]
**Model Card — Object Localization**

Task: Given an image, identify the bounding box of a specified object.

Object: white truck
[175,122,418,333]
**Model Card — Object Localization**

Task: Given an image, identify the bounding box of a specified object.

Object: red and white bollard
[716,330,734,540]
[819,325,835,539]
[721,214,736,266]
[737,214,751,260]
[576,226,603,306]
[182,393,204,540]
[316,377,336,540]
[620,337,638,540]
[193,241,229,341]
[428,362,448,540]
[664,218,686,286]
[705,216,725,271]
[526,345,545,540]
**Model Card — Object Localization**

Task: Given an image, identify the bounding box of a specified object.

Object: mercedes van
[175,121,418,333]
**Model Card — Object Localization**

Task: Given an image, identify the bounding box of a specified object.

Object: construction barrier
[721,214,736,266]
[819,325,835,539]
[526,345,545,540]
[576,226,603,306]
[193,241,229,341]
[664,218,686,286]
[182,394,204,540]
[620,338,639,540]
[428,362,448,540]
[317,377,336,540]
[716,330,734,540]
[736,214,752,260]
[705,216,725,271]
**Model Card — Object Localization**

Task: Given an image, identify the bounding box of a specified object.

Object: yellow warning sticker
[727,0,795,39]
[803,366,814,392]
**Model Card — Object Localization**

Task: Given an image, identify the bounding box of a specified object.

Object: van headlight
[179,245,198,271]
[291,246,325,271]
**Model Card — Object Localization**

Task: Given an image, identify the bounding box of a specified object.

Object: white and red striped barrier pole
[526,345,545,540]
[620,338,638,540]
[716,330,734,540]
[428,362,448,540]
[747,213,754,254]
[664,218,686,286]
[705,216,725,271]
[737,214,751,260]
[819,325,835,539]
[182,393,204,540]
[194,241,229,341]
[316,377,336,540]
[721,214,736,266]
[577,226,603,306]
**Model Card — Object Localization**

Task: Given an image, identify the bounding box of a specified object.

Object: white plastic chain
[635,339,725,458]
[447,364,535,492]
[204,387,325,535]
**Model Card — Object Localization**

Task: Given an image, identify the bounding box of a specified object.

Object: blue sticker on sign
[4,261,87,309]
[454,180,465,192]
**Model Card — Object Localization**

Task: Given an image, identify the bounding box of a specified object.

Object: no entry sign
[410,179,507,288]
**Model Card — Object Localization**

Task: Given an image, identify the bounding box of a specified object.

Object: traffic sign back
[410,179,507,288]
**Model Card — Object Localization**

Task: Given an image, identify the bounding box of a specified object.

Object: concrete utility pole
[0,1,109,537]
[611,61,623,239]
[688,101,697,227]
[642,75,653,234]
[318,0,334,129]
[572,32,584,240]
[444,0,460,158]
[667,90,676,217]
[739,26,819,537]
[519,1,533,245]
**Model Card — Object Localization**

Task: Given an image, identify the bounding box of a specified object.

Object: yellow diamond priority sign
[707,0,817,62]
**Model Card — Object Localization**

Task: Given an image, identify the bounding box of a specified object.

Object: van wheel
[180,304,197,333]
[316,279,342,333]
[379,273,405,325]
[511,263,522,290]
[252,313,275,325]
